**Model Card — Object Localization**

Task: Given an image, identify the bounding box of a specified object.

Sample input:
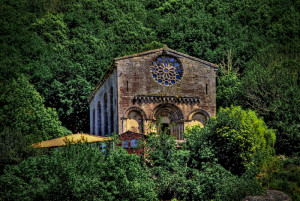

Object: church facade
[88,46,218,141]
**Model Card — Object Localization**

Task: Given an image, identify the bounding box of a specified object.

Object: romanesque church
[88,46,218,142]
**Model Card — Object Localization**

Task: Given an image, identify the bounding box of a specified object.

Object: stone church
[88,46,218,141]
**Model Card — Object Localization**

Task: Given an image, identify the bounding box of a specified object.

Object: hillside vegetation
[0,0,299,200]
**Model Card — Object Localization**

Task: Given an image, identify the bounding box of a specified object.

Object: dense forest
[0,0,299,200]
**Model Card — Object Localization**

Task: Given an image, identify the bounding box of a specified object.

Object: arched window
[110,87,114,134]
[190,113,207,127]
[187,109,210,128]
[126,110,143,133]
[104,93,108,135]
[92,109,95,135]
[98,102,102,136]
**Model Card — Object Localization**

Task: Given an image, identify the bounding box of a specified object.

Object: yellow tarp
[32,133,111,148]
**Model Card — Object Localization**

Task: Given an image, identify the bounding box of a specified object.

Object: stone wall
[89,69,118,136]
[115,48,217,136]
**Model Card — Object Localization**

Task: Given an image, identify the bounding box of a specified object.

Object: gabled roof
[32,133,111,148]
[119,131,146,137]
[114,46,218,69]
[88,46,218,103]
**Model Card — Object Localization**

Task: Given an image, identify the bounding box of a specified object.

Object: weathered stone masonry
[89,47,218,141]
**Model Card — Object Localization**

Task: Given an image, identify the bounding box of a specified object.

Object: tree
[217,51,242,108]
[144,119,263,200]
[0,143,157,200]
[145,123,190,200]
[242,55,300,155]
[0,76,70,171]
[185,106,276,175]
[0,76,70,141]
[0,128,44,174]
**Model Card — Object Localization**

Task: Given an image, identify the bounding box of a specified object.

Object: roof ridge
[114,48,164,61]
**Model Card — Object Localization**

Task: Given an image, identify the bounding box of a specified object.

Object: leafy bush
[0,144,157,200]
[145,125,190,200]
[186,106,276,175]
[216,51,242,109]
[268,157,300,201]
[214,167,263,201]
[0,128,45,174]
[145,121,264,201]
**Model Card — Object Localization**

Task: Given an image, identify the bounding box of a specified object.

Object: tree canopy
[0,144,157,200]
[1,0,298,138]
[0,0,299,199]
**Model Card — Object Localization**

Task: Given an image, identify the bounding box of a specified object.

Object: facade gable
[89,47,218,141]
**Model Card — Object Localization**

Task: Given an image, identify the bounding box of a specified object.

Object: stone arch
[124,107,146,134]
[124,107,147,119]
[187,109,210,127]
[152,103,184,122]
[152,103,184,140]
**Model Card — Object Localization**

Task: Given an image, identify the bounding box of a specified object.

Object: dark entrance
[153,104,184,140]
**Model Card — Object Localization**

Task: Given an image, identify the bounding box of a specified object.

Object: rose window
[150,56,183,86]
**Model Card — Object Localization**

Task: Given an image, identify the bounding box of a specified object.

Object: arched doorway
[152,103,184,140]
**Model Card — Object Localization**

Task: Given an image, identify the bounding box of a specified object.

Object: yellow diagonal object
[32,133,111,148]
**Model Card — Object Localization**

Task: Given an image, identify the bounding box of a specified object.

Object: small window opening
[131,139,138,148]
[206,84,208,95]
[162,123,170,134]
[126,81,129,92]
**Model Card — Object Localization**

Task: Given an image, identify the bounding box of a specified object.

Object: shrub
[215,167,263,201]
[185,106,276,175]
[145,124,190,200]
[268,157,300,201]
[0,143,157,200]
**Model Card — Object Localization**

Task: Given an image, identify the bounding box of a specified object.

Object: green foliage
[139,41,164,52]
[0,128,45,174]
[145,121,263,200]
[0,143,157,200]
[186,106,276,175]
[267,156,300,200]
[217,72,242,108]
[214,167,263,201]
[268,157,300,201]
[0,76,70,141]
[145,123,190,200]
[0,76,70,171]
[242,55,300,155]
[217,51,242,108]
[1,0,299,134]
[259,155,283,189]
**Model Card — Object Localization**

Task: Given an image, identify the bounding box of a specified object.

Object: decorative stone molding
[188,108,210,120]
[151,103,184,121]
[133,95,200,104]
[123,106,147,120]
